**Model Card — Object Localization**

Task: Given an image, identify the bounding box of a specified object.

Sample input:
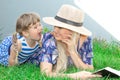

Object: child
[0,12,42,66]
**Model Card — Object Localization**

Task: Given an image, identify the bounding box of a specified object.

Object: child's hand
[12,33,18,53]
[8,33,19,66]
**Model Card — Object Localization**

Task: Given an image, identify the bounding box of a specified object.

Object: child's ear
[22,31,29,37]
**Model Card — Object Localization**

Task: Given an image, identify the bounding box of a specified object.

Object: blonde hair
[54,31,79,73]
[16,12,40,36]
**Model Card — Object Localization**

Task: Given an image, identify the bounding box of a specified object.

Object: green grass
[93,38,120,70]
[0,38,120,80]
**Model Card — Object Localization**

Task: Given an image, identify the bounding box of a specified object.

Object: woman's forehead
[54,26,73,32]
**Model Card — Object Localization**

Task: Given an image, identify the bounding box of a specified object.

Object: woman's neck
[79,35,87,48]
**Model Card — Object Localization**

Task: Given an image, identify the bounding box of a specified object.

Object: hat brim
[43,17,92,36]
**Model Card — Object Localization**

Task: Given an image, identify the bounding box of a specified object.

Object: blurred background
[0,0,119,42]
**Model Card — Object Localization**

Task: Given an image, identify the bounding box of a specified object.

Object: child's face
[27,22,42,41]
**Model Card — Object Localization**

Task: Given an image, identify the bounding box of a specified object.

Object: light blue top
[0,34,40,66]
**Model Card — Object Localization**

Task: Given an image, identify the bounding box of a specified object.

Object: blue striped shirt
[17,36,39,64]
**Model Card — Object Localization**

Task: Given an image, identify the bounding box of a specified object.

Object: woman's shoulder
[43,32,53,39]
[88,36,92,39]
[42,32,56,48]
[42,32,54,42]
[82,36,92,45]
[84,36,92,42]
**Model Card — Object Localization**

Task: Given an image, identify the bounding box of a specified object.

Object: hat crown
[57,5,84,23]
[43,4,92,36]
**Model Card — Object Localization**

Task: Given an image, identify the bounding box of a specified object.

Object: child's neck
[26,38,36,48]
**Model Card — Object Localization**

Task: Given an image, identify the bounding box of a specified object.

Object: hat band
[55,16,83,27]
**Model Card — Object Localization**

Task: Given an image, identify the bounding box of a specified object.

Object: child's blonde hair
[54,32,79,73]
[16,12,40,36]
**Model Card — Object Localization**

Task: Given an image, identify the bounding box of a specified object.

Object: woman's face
[54,26,73,40]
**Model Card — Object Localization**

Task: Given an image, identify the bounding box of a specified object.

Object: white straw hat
[43,4,92,36]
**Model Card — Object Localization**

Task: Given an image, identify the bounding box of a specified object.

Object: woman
[36,4,101,79]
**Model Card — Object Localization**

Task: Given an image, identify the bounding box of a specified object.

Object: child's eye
[34,26,37,29]
[39,23,42,26]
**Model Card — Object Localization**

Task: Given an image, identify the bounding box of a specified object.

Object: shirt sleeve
[78,36,93,65]
[40,33,58,64]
